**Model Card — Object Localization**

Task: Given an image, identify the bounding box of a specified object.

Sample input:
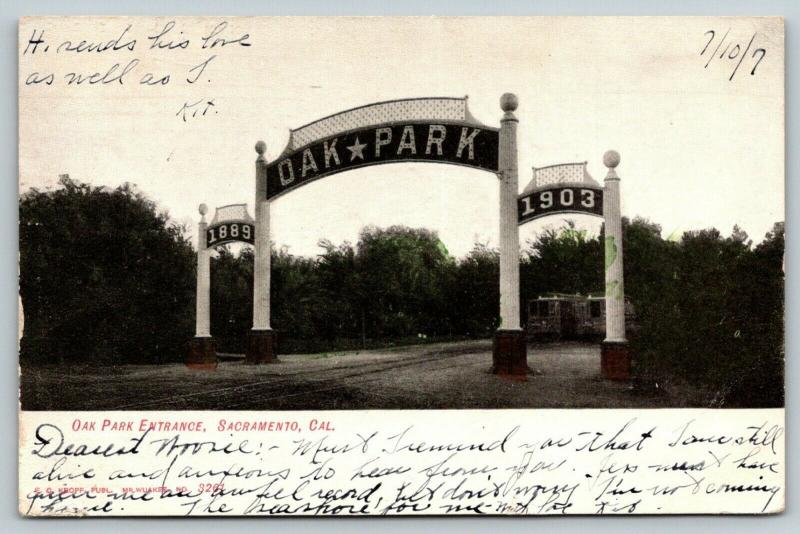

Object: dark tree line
[19,178,784,406]
[210,216,787,407]
[623,221,785,407]
[19,177,195,364]
[211,227,500,354]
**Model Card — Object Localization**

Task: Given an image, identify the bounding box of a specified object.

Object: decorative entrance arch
[516,152,629,380]
[186,203,256,369]
[185,95,629,379]
[246,95,528,375]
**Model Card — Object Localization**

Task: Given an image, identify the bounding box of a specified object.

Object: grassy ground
[19,340,715,411]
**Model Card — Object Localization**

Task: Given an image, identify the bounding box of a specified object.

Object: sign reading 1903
[206,221,255,247]
[517,186,604,225]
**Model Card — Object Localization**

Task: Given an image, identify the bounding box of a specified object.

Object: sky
[18,16,784,257]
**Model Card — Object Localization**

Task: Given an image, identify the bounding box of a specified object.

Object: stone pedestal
[246,329,279,364]
[601,341,630,380]
[186,337,217,370]
[491,329,528,378]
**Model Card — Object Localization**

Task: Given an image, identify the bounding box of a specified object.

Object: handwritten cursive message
[20,19,252,121]
[19,409,784,516]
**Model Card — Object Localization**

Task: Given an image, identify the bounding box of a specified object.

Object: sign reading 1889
[206,221,255,247]
[517,186,604,225]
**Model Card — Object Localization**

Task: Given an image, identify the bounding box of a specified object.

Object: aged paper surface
[18,17,785,516]
[19,410,784,515]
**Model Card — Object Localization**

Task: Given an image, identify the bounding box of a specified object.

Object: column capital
[255,140,267,162]
[603,150,620,181]
[500,93,519,122]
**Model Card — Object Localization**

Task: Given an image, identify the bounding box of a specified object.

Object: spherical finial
[255,140,267,156]
[198,203,208,216]
[603,150,621,169]
[500,93,518,112]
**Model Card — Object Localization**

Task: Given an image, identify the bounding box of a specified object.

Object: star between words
[265,123,500,199]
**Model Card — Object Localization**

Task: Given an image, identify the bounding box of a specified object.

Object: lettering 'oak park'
[265,123,499,199]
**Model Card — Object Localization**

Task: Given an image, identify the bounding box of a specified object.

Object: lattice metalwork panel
[524,162,599,193]
[288,98,469,149]
[210,203,253,224]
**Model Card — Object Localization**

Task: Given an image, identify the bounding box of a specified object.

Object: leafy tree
[720,222,784,406]
[449,243,499,336]
[522,221,603,307]
[627,221,784,407]
[621,217,682,371]
[271,247,320,346]
[316,239,363,343]
[356,226,454,338]
[210,247,253,353]
[19,177,195,363]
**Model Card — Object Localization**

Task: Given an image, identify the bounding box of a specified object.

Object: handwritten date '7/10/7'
[701,29,766,81]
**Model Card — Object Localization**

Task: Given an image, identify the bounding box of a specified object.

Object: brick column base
[491,329,528,378]
[246,330,279,364]
[601,341,630,380]
[186,337,217,370]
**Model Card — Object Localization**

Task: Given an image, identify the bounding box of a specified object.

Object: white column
[252,141,272,331]
[603,150,626,343]
[498,93,521,331]
[195,204,211,338]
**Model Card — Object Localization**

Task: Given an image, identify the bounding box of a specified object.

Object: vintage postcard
[18,16,784,516]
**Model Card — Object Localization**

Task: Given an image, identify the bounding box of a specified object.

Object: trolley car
[526,293,636,340]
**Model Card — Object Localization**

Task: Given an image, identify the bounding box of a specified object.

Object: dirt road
[20,340,710,410]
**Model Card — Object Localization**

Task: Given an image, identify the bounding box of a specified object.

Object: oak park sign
[266,122,499,199]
